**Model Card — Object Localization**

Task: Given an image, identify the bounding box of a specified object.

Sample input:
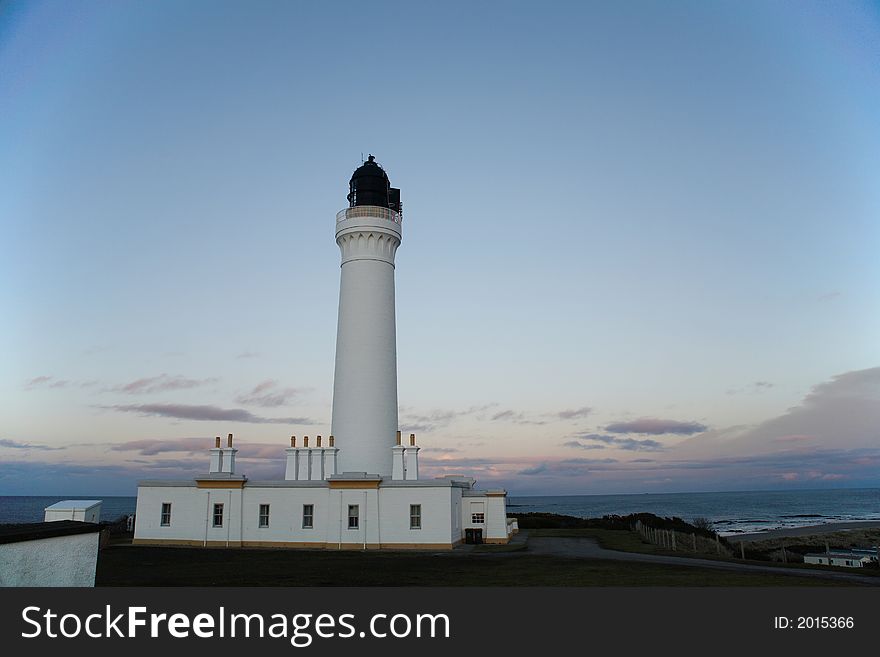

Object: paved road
[525,535,880,586]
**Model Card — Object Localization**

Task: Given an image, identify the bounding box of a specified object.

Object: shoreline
[724,521,880,542]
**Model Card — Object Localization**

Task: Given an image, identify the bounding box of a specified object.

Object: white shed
[43,500,102,523]
[803,549,876,568]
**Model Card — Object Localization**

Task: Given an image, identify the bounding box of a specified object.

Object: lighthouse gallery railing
[336,206,402,224]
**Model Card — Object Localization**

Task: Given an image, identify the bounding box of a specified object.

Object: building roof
[139,476,478,489]
[0,520,103,545]
[44,499,102,511]
[327,472,382,482]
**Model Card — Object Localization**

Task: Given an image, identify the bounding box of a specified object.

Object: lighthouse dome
[347,155,391,209]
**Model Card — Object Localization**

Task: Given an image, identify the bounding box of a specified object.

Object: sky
[1,0,879,496]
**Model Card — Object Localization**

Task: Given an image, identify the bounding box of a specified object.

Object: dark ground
[96,542,845,587]
[95,513,876,587]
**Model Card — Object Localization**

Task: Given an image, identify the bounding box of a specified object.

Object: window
[348,504,359,529]
[259,504,270,528]
[471,512,485,524]
[410,504,421,529]
[302,504,314,529]
[160,503,171,526]
[213,503,224,527]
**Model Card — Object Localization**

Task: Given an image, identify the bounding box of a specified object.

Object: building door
[465,528,483,544]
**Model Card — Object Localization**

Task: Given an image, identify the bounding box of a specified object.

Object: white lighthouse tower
[330,155,403,476]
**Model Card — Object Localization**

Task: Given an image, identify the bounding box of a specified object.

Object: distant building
[804,548,878,568]
[0,521,103,586]
[133,157,515,549]
[43,500,102,523]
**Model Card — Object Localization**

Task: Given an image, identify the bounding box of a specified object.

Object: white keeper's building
[134,156,516,549]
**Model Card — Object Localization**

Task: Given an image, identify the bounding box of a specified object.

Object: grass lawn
[96,544,845,587]
[528,527,721,556]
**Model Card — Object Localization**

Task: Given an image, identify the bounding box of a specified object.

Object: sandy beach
[729,521,880,543]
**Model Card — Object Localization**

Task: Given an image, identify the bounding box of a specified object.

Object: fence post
[671,531,676,551]
[740,541,745,560]
[715,534,720,555]
[692,533,697,552]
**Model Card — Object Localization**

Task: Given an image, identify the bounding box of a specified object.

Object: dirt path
[526,536,880,586]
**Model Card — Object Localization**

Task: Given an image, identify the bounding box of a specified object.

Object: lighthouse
[330,155,403,476]
[132,157,515,550]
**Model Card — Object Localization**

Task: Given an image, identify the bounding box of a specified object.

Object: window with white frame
[160,502,171,526]
[259,504,270,528]
[213,503,224,527]
[302,504,314,529]
[410,504,421,529]
[470,501,485,524]
[348,504,359,529]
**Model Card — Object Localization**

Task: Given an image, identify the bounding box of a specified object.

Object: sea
[510,488,880,535]
[2,488,878,536]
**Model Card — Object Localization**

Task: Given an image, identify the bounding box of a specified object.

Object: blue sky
[1,0,879,496]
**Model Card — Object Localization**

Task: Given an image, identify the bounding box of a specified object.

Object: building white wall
[451,488,463,540]
[135,486,215,545]
[241,487,330,544]
[329,488,379,547]
[134,480,485,548]
[484,495,509,541]
[205,488,244,546]
[0,532,99,586]
[378,487,456,546]
[461,494,511,542]
[463,499,486,533]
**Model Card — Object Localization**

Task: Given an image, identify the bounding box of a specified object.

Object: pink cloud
[24,376,70,389]
[773,434,814,443]
[235,380,304,408]
[110,437,303,460]
[605,418,707,435]
[114,374,217,394]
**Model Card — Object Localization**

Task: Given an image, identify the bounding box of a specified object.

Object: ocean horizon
[2,487,878,535]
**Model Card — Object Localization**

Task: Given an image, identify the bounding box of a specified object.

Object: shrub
[692,517,714,531]
[509,512,724,541]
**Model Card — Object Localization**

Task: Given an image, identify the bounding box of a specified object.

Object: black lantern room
[347,155,402,214]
